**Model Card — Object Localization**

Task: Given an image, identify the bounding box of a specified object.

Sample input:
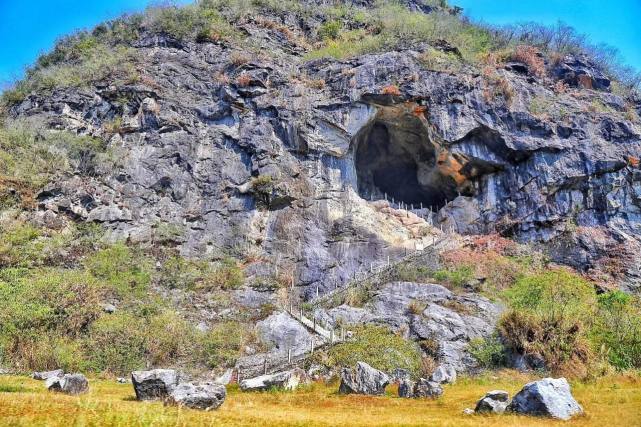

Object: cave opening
[354,114,459,211]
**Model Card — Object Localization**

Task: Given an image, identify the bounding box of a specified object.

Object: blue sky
[0,0,639,86]
[453,0,641,71]
[0,0,191,86]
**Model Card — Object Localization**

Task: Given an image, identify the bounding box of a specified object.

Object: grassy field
[0,371,640,426]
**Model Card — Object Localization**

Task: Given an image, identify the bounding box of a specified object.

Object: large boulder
[33,369,64,380]
[413,378,443,398]
[475,390,510,414]
[339,362,390,395]
[165,382,226,410]
[507,378,583,420]
[131,369,180,401]
[46,373,88,395]
[430,365,456,384]
[240,368,308,391]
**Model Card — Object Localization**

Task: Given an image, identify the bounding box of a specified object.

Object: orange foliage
[412,105,428,117]
[511,45,546,78]
[381,84,401,96]
[236,72,251,87]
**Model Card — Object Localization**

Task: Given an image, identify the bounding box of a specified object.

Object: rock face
[165,382,226,410]
[256,312,316,356]
[33,369,64,380]
[507,378,583,420]
[46,374,89,395]
[131,369,180,401]
[430,365,457,384]
[240,368,308,391]
[475,390,510,414]
[339,362,390,395]
[12,2,641,297]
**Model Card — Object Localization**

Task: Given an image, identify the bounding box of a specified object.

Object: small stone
[102,303,117,313]
[475,390,510,414]
[463,408,475,415]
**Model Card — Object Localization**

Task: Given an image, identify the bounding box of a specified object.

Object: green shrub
[85,244,152,297]
[0,268,104,371]
[2,45,137,107]
[322,325,422,376]
[87,312,148,374]
[199,258,245,291]
[432,266,474,288]
[0,121,110,187]
[202,321,253,368]
[498,270,598,375]
[504,270,596,321]
[467,334,507,369]
[591,291,641,370]
[88,309,201,375]
[318,20,342,40]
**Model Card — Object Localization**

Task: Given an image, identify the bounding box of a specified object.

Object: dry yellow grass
[0,371,640,426]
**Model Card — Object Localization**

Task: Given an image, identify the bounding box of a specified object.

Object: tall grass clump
[497,269,641,377]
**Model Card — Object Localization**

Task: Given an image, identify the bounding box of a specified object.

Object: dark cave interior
[355,119,459,211]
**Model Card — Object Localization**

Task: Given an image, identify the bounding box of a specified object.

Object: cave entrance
[354,109,458,211]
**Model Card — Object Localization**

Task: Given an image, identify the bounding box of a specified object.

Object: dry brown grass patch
[510,45,546,77]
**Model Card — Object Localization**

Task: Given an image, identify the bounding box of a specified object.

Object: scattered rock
[339,362,390,395]
[46,373,89,395]
[117,377,128,384]
[101,303,117,313]
[430,365,457,384]
[463,408,475,415]
[131,369,180,401]
[33,369,64,380]
[475,390,510,414]
[240,368,308,391]
[413,378,443,399]
[398,378,416,398]
[507,378,583,420]
[165,382,226,410]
